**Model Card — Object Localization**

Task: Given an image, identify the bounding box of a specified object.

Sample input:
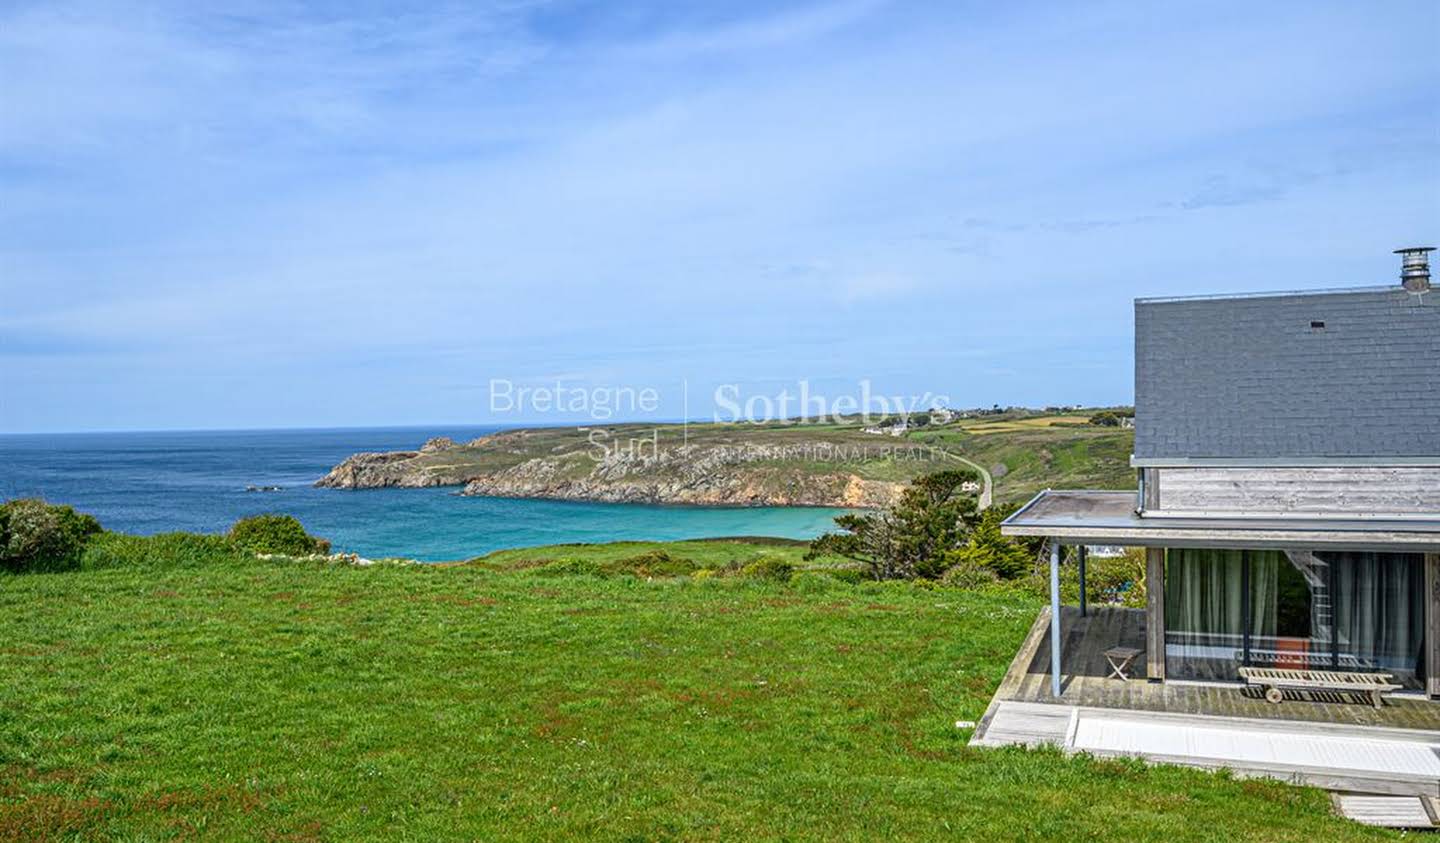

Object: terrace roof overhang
[1001,490,1440,553]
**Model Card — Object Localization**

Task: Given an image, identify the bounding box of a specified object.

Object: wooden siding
[1153,466,1440,517]
[1145,547,1165,682]
[1141,467,1160,511]
[1429,554,1439,700]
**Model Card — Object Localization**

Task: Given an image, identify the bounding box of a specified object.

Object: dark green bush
[0,498,102,573]
[942,507,1033,580]
[228,514,330,556]
[807,470,982,580]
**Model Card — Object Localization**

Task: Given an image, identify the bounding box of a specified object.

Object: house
[862,420,908,437]
[980,246,1440,824]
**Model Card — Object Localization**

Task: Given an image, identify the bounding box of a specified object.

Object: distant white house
[862,421,908,437]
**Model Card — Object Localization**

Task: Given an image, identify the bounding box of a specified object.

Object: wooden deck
[985,605,1440,730]
[971,606,1440,818]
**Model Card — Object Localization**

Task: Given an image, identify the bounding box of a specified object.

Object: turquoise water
[0,427,848,562]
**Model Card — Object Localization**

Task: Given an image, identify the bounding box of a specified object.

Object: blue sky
[1,0,1436,433]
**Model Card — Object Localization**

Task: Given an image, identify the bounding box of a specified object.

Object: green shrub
[807,470,981,580]
[228,514,330,556]
[1081,548,1147,608]
[789,571,838,594]
[942,506,1033,580]
[533,551,698,579]
[0,499,103,573]
[739,556,793,582]
[984,548,1148,606]
[534,557,607,577]
[826,567,868,585]
[81,531,251,570]
[604,550,698,578]
[939,558,1000,589]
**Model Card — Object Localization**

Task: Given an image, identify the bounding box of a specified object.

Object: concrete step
[1333,794,1438,829]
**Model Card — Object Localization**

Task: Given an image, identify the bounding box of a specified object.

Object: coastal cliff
[315,414,1137,508]
[315,425,912,507]
[457,443,902,507]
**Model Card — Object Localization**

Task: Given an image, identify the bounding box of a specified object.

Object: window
[1164,548,1425,688]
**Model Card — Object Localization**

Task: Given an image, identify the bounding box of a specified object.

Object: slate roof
[1133,286,1440,461]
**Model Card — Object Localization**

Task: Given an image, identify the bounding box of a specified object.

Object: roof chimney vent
[1395,246,1434,293]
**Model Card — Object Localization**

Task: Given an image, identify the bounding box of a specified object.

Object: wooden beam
[1146,547,1165,682]
[1050,541,1062,698]
[1143,467,1161,511]
[1427,553,1439,700]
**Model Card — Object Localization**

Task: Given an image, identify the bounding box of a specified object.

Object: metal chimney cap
[1395,246,1434,293]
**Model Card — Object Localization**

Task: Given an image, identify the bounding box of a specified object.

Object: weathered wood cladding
[1150,466,1440,517]
[1141,467,1160,511]
[1428,554,1439,700]
[1145,547,1165,682]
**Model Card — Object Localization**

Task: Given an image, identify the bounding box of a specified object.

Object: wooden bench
[1238,666,1403,709]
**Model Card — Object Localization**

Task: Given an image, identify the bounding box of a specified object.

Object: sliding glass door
[1326,551,1426,685]
[1164,548,1425,688]
[1164,549,1246,682]
[1247,551,1331,673]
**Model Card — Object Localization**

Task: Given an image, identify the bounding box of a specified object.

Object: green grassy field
[0,539,1388,841]
[909,422,1136,505]
[469,536,822,570]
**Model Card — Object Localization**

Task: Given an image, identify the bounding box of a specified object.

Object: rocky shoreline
[315,431,903,508]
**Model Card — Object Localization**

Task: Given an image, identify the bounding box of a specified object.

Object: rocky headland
[316,425,910,507]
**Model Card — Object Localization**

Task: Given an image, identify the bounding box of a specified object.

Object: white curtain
[1248,551,1279,643]
[1328,552,1425,678]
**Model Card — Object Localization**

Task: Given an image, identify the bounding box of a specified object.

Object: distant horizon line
[0,403,1136,437]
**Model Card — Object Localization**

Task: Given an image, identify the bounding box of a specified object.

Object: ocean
[0,426,848,562]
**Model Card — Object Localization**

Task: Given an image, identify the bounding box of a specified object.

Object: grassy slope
[910,418,1135,506]
[0,542,1387,841]
[470,537,822,569]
